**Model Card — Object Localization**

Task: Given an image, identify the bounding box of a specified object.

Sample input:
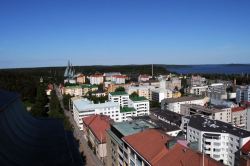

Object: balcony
[203,133,221,140]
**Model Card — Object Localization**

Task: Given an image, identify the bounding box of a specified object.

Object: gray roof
[188,115,250,138]
[162,96,204,103]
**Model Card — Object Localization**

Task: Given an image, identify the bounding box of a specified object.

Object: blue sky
[0,0,250,68]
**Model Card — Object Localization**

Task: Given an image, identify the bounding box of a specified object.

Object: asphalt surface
[54,85,103,166]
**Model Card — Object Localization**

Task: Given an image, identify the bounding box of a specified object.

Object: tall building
[236,85,250,104]
[181,115,250,166]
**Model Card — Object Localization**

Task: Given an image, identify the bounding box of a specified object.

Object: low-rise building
[89,74,104,85]
[82,84,98,95]
[161,96,208,114]
[76,73,86,84]
[165,77,182,90]
[187,75,207,87]
[82,115,111,163]
[151,88,173,103]
[180,104,231,123]
[63,85,83,96]
[104,72,121,81]
[126,85,155,100]
[107,83,131,93]
[181,115,250,166]
[138,74,151,82]
[111,75,127,84]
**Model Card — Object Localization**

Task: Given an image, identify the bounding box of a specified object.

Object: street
[54,85,103,166]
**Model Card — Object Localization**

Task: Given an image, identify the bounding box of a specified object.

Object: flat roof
[188,115,250,138]
[182,104,224,113]
[162,96,204,103]
[151,109,182,126]
[112,120,155,137]
[73,98,119,112]
[120,107,136,113]
[130,96,148,102]
[109,91,128,96]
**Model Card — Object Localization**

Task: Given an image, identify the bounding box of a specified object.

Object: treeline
[199,73,250,85]
[30,85,72,131]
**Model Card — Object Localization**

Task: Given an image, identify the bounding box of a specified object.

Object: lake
[165,64,250,74]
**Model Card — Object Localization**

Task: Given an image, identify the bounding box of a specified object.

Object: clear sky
[0,0,250,68]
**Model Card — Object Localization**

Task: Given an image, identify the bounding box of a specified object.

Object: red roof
[156,144,223,166]
[242,140,250,154]
[232,107,246,112]
[123,129,222,166]
[83,115,111,143]
[90,74,103,77]
[123,129,171,165]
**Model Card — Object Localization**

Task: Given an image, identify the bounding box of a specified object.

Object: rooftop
[241,140,250,154]
[187,115,250,138]
[152,88,172,93]
[130,96,147,101]
[123,129,172,165]
[111,120,155,137]
[83,115,111,143]
[182,104,224,114]
[81,84,98,88]
[131,116,180,132]
[162,96,204,103]
[120,107,136,113]
[73,98,119,112]
[109,91,128,96]
[152,109,182,126]
[232,107,246,113]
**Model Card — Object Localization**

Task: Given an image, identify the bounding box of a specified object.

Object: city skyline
[1,0,250,68]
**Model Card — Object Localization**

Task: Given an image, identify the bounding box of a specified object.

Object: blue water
[166,65,250,74]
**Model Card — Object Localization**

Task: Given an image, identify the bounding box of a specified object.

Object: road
[54,85,103,166]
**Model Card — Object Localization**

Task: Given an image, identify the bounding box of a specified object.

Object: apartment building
[106,120,155,166]
[63,85,83,96]
[151,88,173,103]
[231,107,247,129]
[180,104,231,123]
[111,75,127,84]
[165,77,182,90]
[76,73,85,84]
[187,75,207,87]
[188,85,208,96]
[104,72,122,81]
[181,115,250,166]
[138,74,151,82]
[126,85,155,100]
[108,91,129,108]
[72,98,121,130]
[89,74,104,85]
[236,85,250,104]
[82,115,111,163]
[161,96,208,114]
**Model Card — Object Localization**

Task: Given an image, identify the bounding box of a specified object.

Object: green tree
[130,92,139,98]
[115,86,125,92]
[63,94,71,110]
[30,83,48,117]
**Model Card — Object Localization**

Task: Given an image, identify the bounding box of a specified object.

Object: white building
[151,88,173,103]
[72,98,121,130]
[89,74,104,85]
[188,85,208,96]
[236,85,250,104]
[181,115,250,166]
[110,75,127,84]
[138,74,151,82]
[103,72,121,81]
[108,91,129,108]
[161,96,208,114]
[231,107,247,129]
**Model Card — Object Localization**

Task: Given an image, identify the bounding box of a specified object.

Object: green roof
[110,91,128,96]
[130,96,147,101]
[81,84,98,88]
[120,107,136,113]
